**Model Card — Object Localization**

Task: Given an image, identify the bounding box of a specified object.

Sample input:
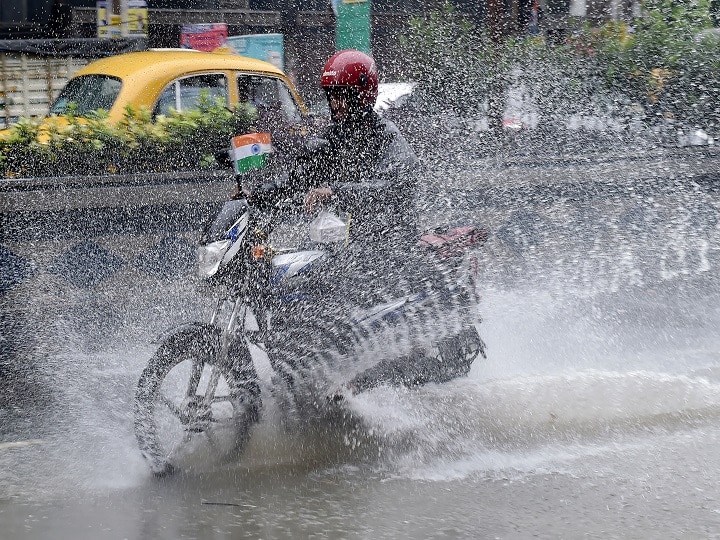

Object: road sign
[336,0,370,53]
[97,0,147,38]
[227,34,284,69]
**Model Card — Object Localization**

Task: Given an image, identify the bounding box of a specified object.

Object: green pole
[336,0,371,53]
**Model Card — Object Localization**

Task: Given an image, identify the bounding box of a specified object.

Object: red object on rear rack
[418,226,489,259]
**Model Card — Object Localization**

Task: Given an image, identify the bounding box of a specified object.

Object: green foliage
[0,95,255,179]
[400,0,720,132]
[582,0,720,126]
[400,3,514,116]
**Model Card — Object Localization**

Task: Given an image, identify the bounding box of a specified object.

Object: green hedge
[400,0,720,131]
[0,96,254,179]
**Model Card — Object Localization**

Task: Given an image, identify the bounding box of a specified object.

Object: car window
[236,75,301,123]
[50,75,122,116]
[154,73,228,117]
[154,84,177,117]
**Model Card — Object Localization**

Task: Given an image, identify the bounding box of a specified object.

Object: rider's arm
[242,136,331,210]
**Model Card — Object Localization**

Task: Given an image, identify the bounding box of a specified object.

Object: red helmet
[320,49,379,108]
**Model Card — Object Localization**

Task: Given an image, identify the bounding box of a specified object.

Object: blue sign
[227,34,284,70]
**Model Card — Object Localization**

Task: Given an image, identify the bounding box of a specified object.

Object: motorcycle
[133,173,488,477]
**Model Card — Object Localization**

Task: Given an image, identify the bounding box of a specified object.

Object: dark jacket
[254,110,421,244]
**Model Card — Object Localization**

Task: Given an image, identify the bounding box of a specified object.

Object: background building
[0,0,653,41]
[2,0,717,110]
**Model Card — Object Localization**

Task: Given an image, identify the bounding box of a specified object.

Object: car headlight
[198,239,231,278]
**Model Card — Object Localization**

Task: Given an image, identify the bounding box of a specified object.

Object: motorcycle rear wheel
[134,326,259,476]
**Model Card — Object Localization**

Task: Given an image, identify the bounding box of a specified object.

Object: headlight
[198,240,231,278]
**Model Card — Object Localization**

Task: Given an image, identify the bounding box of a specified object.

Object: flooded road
[4,292,720,539]
[3,150,720,538]
[3,423,720,539]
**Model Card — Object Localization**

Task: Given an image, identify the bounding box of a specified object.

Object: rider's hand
[304,187,333,213]
[231,185,253,200]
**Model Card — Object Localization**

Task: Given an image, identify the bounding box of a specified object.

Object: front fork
[182,297,252,434]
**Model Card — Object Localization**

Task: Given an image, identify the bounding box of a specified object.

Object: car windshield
[375,82,417,112]
[50,75,122,116]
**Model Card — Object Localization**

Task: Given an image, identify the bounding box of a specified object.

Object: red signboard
[180,23,228,52]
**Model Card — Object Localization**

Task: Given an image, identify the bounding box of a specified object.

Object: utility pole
[486,0,506,42]
[485,0,509,136]
[119,0,128,36]
[509,0,519,33]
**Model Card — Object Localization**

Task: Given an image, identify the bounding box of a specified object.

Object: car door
[153,72,229,117]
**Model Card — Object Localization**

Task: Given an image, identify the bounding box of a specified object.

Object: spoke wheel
[134,326,259,476]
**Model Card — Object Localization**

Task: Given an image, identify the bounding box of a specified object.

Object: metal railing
[0,53,88,128]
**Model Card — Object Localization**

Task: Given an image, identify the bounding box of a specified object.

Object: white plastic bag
[309,211,349,243]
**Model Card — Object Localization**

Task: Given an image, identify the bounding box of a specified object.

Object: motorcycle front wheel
[134,325,259,476]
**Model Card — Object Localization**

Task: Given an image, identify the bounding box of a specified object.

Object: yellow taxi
[48,48,307,124]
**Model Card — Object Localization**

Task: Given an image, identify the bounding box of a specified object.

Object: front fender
[152,322,220,346]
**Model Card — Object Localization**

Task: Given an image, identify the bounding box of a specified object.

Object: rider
[250,49,421,245]
[296,49,420,243]
[249,50,431,395]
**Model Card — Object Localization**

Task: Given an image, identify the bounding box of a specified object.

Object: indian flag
[231,133,272,174]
